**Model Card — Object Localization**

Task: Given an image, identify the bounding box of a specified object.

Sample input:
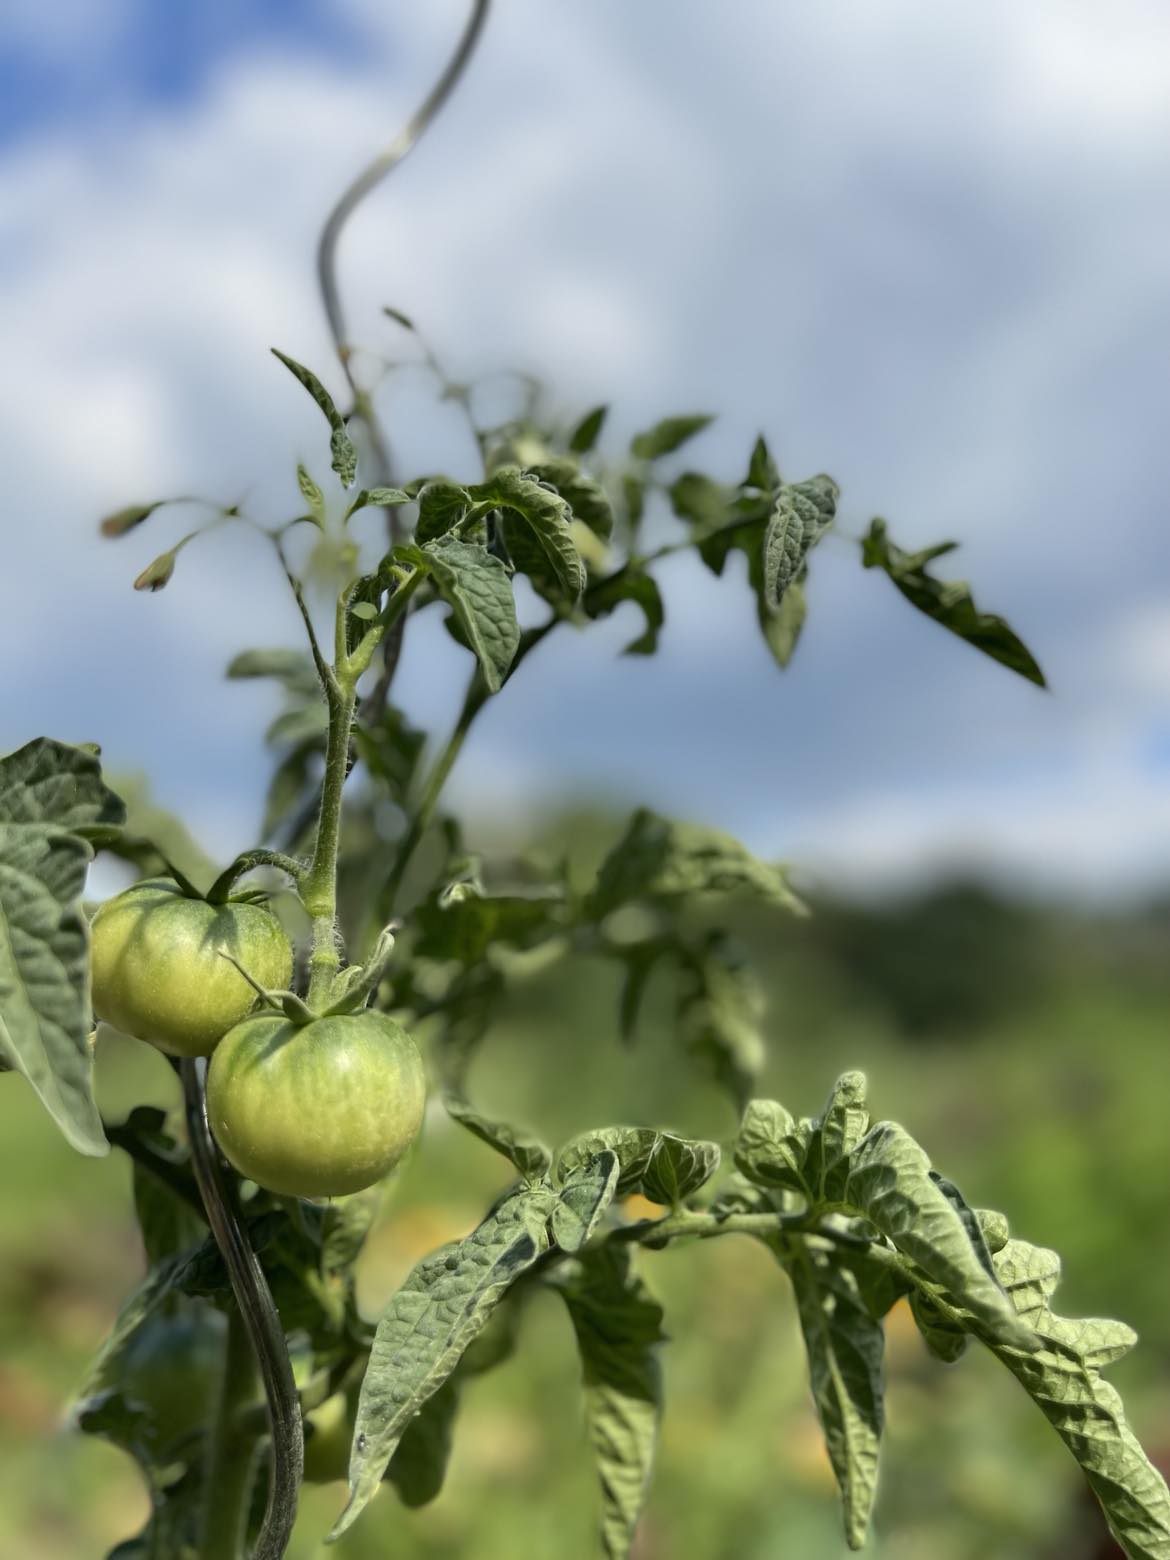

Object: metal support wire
[181,1059,304,1559]
[317,0,492,363]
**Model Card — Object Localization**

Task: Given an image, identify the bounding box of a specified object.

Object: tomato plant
[1,3,1167,1559]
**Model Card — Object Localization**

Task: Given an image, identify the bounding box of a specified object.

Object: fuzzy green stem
[612,1209,813,1247]
[206,850,306,904]
[303,661,356,1007]
[344,566,424,683]
[200,1306,261,1560]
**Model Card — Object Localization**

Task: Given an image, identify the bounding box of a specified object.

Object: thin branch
[205,850,306,905]
[317,0,492,725]
[276,539,336,700]
[316,0,492,371]
[181,1059,303,1559]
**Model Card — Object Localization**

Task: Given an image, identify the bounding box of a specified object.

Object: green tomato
[90,878,293,1057]
[120,1310,225,1452]
[205,1010,426,1198]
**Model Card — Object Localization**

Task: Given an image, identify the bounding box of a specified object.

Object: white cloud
[1,2,1168,893]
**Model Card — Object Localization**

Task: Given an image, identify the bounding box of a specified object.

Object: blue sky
[0,1,360,139]
[2,0,1169,897]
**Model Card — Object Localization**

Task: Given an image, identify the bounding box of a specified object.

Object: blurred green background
[2,818,1166,1559]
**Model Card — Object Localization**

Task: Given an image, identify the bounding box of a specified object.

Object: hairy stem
[613,1208,814,1247]
[206,850,306,905]
[303,661,356,1007]
[199,1305,261,1560]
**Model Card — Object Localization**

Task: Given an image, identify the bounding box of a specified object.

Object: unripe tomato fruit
[120,1310,225,1452]
[90,878,293,1057]
[205,1011,426,1198]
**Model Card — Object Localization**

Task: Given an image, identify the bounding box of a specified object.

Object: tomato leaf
[398,537,519,693]
[384,1377,459,1509]
[551,1245,665,1560]
[675,935,766,1109]
[470,466,584,599]
[226,648,320,697]
[967,1235,1170,1557]
[556,1128,718,1206]
[668,471,733,531]
[744,434,781,493]
[0,739,125,1156]
[783,1238,885,1551]
[587,808,807,920]
[271,348,357,488]
[630,415,714,461]
[296,464,326,522]
[841,1120,1033,1351]
[414,479,471,544]
[733,1099,813,1197]
[584,566,664,656]
[442,1090,552,1181]
[568,404,608,455]
[759,578,808,666]
[804,1070,870,1202]
[413,884,562,964]
[639,1135,720,1208]
[552,1151,619,1251]
[529,458,614,540]
[861,518,1046,686]
[331,1182,558,1540]
[761,476,837,608]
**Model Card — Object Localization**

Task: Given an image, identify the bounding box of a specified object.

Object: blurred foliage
[1,829,1167,1558]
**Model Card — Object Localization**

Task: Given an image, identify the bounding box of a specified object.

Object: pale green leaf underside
[554,1245,665,1560]
[842,1122,1032,1351]
[0,739,124,1156]
[404,536,519,693]
[761,476,837,607]
[973,1238,1170,1560]
[332,1184,556,1541]
[785,1239,884,1550]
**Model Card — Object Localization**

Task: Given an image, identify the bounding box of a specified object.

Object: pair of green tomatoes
[90,879,425,1199]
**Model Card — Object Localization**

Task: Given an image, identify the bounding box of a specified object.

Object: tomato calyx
[215,920,398,1028]
[319,923,399,1017]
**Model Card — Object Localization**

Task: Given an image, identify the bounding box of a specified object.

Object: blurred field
[2,856,1167,1559]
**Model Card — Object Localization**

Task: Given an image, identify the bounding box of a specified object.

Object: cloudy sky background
[2,0,1168,897]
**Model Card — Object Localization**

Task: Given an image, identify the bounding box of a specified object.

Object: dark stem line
[181,1059,303,1560]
